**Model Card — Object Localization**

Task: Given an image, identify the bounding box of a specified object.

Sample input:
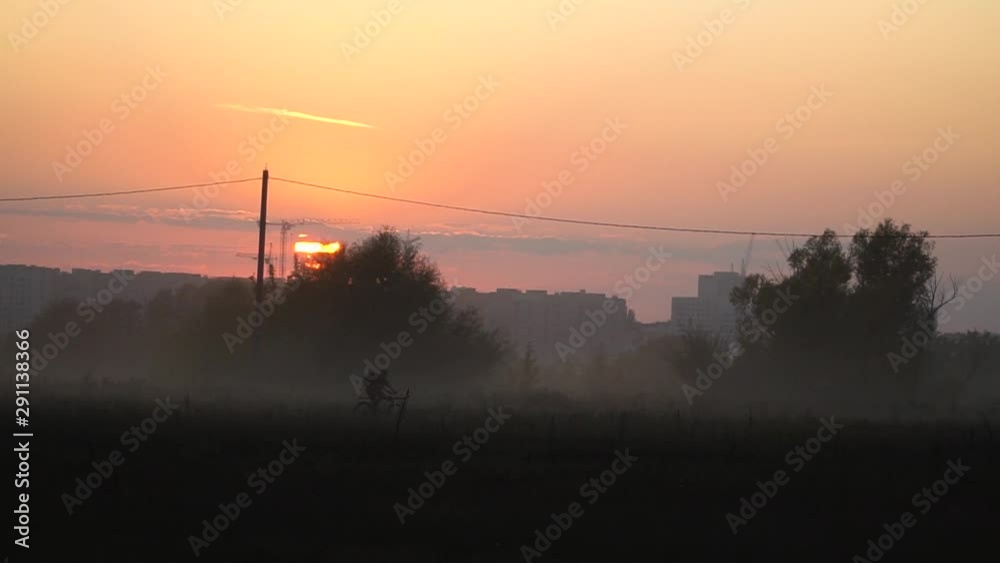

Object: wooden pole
[255,169,269,305]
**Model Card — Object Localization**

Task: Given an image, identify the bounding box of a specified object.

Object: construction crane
[236,243,274,265]
[258,218,355,278]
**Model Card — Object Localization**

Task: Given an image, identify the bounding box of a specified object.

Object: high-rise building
[670,271,742,335]
[0,264,210,336]
[454,287,636,362]
[0,265,60,336]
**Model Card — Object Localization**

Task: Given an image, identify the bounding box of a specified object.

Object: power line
[270,176,1000,240]
[1,173,997,240]
[0,177,261,202]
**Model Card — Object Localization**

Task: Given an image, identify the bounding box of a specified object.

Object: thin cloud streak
[217,103,376,129]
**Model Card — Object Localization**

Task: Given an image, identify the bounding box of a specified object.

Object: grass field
[24,390,999,562]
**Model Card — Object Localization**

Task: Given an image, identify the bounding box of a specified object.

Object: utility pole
[255,168,269,305]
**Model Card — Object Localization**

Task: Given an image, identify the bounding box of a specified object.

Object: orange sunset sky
[1,0,998,327]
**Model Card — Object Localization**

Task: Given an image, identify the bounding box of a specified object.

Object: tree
[21,297,143,380]
[6,229,505,391]
[275,227,505,382]
[512,345,541,392]
[669,327,726,385]
[731,219,944,384]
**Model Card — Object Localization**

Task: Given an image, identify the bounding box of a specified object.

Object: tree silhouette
[270,227,504,382]
[513,345,541,392]
[4,228,504,391]
[731,219,947,385]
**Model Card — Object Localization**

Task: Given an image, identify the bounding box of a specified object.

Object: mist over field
[4,199,999,563]
[3,0,1000,560]
[9,226,999,419]
[5,227,1000,561]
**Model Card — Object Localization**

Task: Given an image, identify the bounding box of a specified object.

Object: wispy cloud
[0,204,779,265]
[217,103,376,129]
[0,204,260,231]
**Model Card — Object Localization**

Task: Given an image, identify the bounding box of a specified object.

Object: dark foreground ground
[17,397,999,562]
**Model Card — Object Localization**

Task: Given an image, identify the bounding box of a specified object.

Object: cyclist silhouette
[355,368,410,418]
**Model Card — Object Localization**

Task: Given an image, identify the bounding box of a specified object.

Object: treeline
[508,220,999,415]
[5,220,997,415]
[8,229,506,393]
[720,219,999,406]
